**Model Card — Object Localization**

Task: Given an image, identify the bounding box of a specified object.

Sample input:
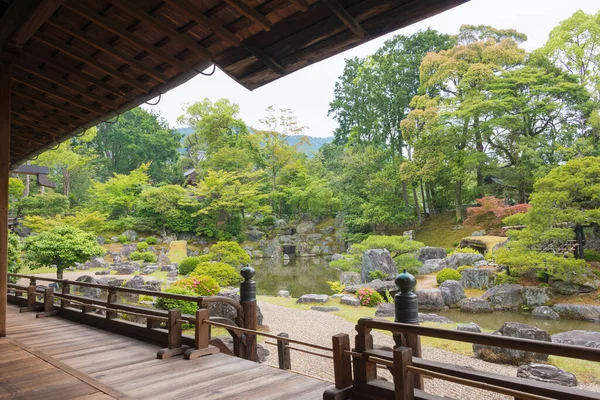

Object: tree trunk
[57,268,64,280]
[402,181,410,210]
[455,181,463,222]
[63,169,70,197]
[474,117,484,189]
[429,186,438,214]
[425,184,434,215]
[23,171,30,197]
[412,184,421,224]
[40,185,45,195]
[419,180,427,217]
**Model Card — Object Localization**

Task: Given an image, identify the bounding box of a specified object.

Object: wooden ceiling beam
[14,63,121,109]
[163,0,286,75]
[18,52,132,100]
[11,104,76,128]
[63,2,190,72]
[222,0,272,31]
[12,111,66,132]
[12,71,104,116]
[10,0,65,46]
[321,0,366,39]
[11,92,82,123]
[12,116,62,137]
[46,20,169,85]
[111,2,213,60]
[289,0,309,12]
[34,31,151,92]
[11,131,48,148]
[12,88,86,120]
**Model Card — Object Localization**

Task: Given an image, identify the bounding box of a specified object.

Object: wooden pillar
[0,61,11,338]
[240,266,257,361]
[277,332,291,370]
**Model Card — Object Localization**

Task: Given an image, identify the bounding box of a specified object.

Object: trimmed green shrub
[457,265,471,274]
[191,262,240,287]
[450,247,480,255]
[356,288,383,307]
[179,256,201,275]
[155,287,198,316]
[394,253,422,276]
[137,242,149,251]
[584,249,600,262]
[129,251,157,263]
[369,270,387,281]
[436,268,462,285]
[495,271,519,285]
[118,234,128,244]
[326,281,345,294]
[171,276,220,296]
[145,236,158,245]
[206,241,251,268]
[329,258,361,272]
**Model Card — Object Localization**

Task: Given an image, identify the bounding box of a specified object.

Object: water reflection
[251,256,339,298]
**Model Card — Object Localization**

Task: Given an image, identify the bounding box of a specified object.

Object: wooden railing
[6,269,258,361]
[325,318,600,400]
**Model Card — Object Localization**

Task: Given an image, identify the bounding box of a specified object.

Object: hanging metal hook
[145,91,162,106]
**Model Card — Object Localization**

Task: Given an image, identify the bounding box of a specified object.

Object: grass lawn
[415,212,481,249]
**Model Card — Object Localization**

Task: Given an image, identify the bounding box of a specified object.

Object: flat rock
[416,289,445,311]
[517,364,577,387]
[550,279,598,295]
[142,265,159,274]
[474,322,551,364]
[341,296,361,307]
[439,280,466,307]
[551,330,600,349]
[296,294,329,304]
[418,259,447,275]
[552,304,600,322]
[446,253,484,269]
[417,247,447,262]
[532,306,559,320]
[361,249,397,282]
[277,290,290,298]
[375,302,394,317]
[311,306,339,312]
[94,270,111,276]
[419,313,453,324]
[457,323,481,333]
[460,298,492,313]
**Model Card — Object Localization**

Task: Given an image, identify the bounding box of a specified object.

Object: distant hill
[177,128,332,156]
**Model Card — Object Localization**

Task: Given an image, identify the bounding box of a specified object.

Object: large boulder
[481,284,524,311]
[122,230,137,242]
[445,252,484,269]
[74,275,101,298]
[416,289,445,311]
[532,306,559,320]
[417,247,447,262]
[418,259,447,275]
[296,242,316,257]
[125,275,146,289]
[209,291,264,326]
[120,244,137,258]
[340,272,361,286]
[115,264,136,275]
[517,364,577,387]
[340,296,361,307]
[550,279,598,295]
[260,238,282,258]
[474,322,551,364]
[296,221,315,236]
[438,280,466,307]
[157,252,171,266]
[460,298,492,313]
[461,268,495,289]
[245,229,265,242]
[344,280,398,297]
[142,265,159,274]
[89,257,108,269]
[296,294,329,304]
[277,290,290,298]
[457,323,481,333]
[361,249,397,282]
[375,303,394,317]
[551,330,600,349]
[522,287,552,308]
[552,304,600,322]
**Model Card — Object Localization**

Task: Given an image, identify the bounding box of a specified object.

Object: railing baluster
[393,347,414,400]
[157,309,189,359]
[61,280,70,309]
[184,309,219,360]
[106,288,117,320]
[332,333,351,389]
[277,332,291,370]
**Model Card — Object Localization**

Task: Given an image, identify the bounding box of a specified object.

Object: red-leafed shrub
[465,197,530,232]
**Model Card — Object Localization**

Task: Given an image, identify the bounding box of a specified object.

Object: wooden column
[0,61,11,338]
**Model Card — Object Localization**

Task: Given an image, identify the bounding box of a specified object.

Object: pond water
[251,256,338,298]
[436,309,600,335]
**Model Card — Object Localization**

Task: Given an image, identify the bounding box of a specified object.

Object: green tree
[19,192,69,217]
[24,225,106,279]
[88,165,149,218]
[136,185,198,234]
[91,108,181,182]
[8,233,22,275]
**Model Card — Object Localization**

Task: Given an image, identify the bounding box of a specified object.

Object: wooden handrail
[358,317,600,362]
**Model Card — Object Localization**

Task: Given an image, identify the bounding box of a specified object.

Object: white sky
[143,0,600,137]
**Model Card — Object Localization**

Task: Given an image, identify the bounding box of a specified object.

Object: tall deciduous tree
[88,165,149,218]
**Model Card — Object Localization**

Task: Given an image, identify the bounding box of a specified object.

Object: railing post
[26,278,36,308]
[184,308,219,360]
[157,309,189,359]
[240,266,257,362]
[394,269,423,390]
[393,346,414,400]
[277,332,291,370]
[61,280,70,309]
[353,324,376,386]
[106,287,117,320]
[332,333,352,389]
[36,287,57,318]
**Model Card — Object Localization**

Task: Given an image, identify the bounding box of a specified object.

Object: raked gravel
[258,301,599,399]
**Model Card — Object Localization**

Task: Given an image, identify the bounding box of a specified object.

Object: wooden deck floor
[4,305,330,399]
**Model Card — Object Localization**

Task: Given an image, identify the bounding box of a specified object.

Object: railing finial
[394,269,418,324]
[240,266,256,302]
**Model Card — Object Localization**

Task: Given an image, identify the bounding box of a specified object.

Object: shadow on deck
[3,305,329,399]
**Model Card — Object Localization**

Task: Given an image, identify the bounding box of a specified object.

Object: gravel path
[258,301,599,399]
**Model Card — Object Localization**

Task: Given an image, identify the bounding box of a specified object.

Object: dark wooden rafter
[222,0,272,31]
[11,106,76,129]
[11,91,83,123]
[62,2,191,72]
[111,2,213,60]
[14,63,121,108]
[45,20,169,85]
[162,0,286,75]
[11,70,105,115]
[18,51,133,101]
[11,116,61,137]
[12,86,90,120]
[289,0,309,12]
[11,131,48,148]
[33,31,151,92]
[12,111,72,131]
[321,0,367,39]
